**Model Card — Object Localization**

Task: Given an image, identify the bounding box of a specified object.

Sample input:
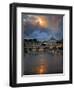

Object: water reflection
[32,58,48,74]
[34,64,47,74]
[23,50,63,75]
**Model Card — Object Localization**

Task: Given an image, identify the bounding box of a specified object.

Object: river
[23,50,63,75]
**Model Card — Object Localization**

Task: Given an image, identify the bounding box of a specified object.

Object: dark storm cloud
[29,29,52,41]
[22,14,63,41]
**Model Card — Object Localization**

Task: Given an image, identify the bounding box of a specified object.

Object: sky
[22,14,63,41]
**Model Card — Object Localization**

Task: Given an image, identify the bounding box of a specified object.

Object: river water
[23,50,63,75]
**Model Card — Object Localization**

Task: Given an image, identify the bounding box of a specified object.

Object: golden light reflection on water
[37,64,47,74]
[33,59,48,75]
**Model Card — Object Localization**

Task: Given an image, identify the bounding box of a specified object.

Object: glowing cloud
[37,16,49,28]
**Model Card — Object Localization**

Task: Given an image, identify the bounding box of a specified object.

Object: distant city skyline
[22,14,63,41]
